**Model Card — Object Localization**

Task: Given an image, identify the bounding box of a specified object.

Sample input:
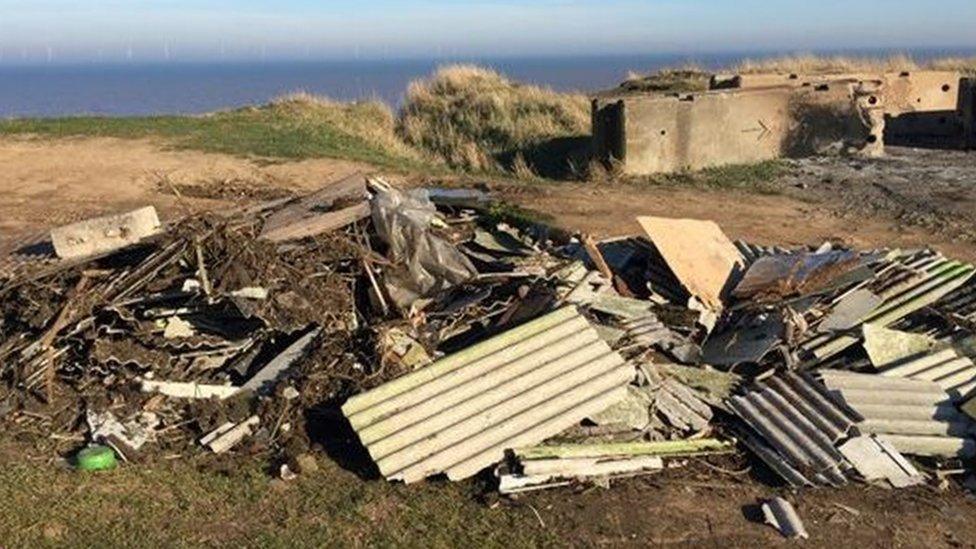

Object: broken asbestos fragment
[51,206,162,259]
[733,250,862,302]
[201,416,260,454]
[837,435,924,488]
[762,497,809,539]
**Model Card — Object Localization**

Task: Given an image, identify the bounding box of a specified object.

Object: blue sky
[1,0,975,63]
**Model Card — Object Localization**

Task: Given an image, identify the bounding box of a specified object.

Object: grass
[398,64,591,176]
[732,53,920,75]
[617,67,712,94]
[0,455,553,547]
[732,53,976,76]
[0,95,427,171]
[623,160,790,193]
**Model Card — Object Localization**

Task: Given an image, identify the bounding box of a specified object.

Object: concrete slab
[50,206,162,259]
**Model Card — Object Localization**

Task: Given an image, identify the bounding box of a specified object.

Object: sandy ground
[2,136,974,261]
[0,136,369,241]
[2,135,976,547]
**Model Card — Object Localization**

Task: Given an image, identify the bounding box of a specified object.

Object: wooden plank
[259,173,367,240]
[260,202,370,243]
[636,216,744,310]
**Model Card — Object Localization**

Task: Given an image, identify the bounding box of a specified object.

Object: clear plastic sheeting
[371,187,478,309]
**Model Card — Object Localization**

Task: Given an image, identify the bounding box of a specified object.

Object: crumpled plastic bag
[371,187,478,309]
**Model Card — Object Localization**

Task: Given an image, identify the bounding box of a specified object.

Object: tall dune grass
[396,64,590,174]
[270,92,424,162]
[733,54,920,74]
[730,54,976,75]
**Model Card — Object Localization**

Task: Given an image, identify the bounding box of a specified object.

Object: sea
[0,50,973,117]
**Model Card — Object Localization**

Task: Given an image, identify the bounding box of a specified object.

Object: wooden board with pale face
[636,216,744,310]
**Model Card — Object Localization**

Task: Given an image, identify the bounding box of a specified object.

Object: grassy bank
[0,96,426,171]
[398,65,590,176]
[620,55,976,95]
[0,65,591,179]
[0,455,550,547]
[733,54,976,75]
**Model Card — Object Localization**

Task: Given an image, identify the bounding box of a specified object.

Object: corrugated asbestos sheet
[0,230,58,278]
[801,250,976,363]
[878,347,976,400]
[342,306,631,483]
[734,240,793,265]
[819,370,976,458]
[589,236,689,305]
[936,276,976,325]
[727,371,862,486]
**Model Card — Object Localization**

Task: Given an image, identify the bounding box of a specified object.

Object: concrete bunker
[710,71,974,150]
[592,81,884,176]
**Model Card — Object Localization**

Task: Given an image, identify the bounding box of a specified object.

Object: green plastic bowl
[76,445,118,471]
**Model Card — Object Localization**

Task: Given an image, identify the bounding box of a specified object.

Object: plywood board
[636,217,743,309]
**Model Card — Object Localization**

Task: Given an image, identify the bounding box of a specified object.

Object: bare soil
[0,136,369,243]
[2,135,976,547]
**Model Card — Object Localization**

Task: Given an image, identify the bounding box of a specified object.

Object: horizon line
[1,45,975,69]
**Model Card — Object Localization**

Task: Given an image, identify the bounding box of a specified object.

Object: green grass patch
[0,97,427,171]
[0,458,554,547]
[624,160,790,193]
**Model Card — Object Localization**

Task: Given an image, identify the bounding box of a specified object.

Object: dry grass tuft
[733,54,921,74]
[271,91,425,161]
[619,65,711,94]
[927,56,976,75]
[397,64,590,174]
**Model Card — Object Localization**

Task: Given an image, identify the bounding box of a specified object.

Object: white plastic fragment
[87,410,159,458]
[181,279,202,292]
[231,287,269,300]
[140,379,240,400]
[163,316,196,339]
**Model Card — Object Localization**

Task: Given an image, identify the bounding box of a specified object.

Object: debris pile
[4,173,976,529]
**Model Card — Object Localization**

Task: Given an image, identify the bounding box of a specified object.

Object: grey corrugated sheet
[734,240,793,265]
[801,250,976,363]
[0,230,58,278]
[935,276,976,324]
[727,371,861,486]
[342,306,631,484]
[819,370,976,458]
[878,347,976,400]
[589,236,688,305]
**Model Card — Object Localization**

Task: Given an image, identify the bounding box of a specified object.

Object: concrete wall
[593,82,883,176]
[884,77,975,150]
[711,70,973,150]
[710,71,961,115]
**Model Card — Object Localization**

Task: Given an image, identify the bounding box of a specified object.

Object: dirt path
[0,136,369,240]
[494,179,976,262]
[3,136,973,263]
